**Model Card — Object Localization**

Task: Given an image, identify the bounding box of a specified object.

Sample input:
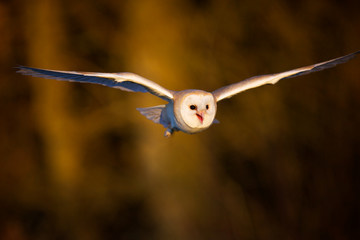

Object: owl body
[16,51,359,136]
[138,90,217,136]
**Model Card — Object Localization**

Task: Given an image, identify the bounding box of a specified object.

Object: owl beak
[196,111,204,124]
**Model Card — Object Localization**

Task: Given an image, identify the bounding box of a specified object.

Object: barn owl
[17,51,359,137]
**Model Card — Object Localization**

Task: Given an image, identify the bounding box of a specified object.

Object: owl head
[173,90,217,133]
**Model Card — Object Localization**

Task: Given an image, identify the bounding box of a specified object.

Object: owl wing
[17,66,175,101]
[212,51,360,102]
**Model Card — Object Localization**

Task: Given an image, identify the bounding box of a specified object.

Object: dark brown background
[1,0,360,239]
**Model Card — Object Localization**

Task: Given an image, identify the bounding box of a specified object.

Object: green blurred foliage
[0,0,360,239]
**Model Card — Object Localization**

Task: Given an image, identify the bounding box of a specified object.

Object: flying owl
[17,51,359,137]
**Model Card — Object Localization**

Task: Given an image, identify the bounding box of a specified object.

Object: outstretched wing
[212,51,360,102]
[17,66,175,101]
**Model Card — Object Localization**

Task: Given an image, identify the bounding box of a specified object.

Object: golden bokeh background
[1,0,360,239]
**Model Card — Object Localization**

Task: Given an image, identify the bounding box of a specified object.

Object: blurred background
[1,0,360,239]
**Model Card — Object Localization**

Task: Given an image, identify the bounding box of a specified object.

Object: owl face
[174,90,217,132]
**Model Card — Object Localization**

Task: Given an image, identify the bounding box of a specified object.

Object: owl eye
[206,104,209,110]
[190,105,197,110]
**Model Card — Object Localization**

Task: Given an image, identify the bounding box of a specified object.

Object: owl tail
[136,105,169,128]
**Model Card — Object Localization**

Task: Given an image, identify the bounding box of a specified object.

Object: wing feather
[17,66,175,101]
[213,51,360,102]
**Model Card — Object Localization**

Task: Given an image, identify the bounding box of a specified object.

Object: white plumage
[17,51,359,137]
